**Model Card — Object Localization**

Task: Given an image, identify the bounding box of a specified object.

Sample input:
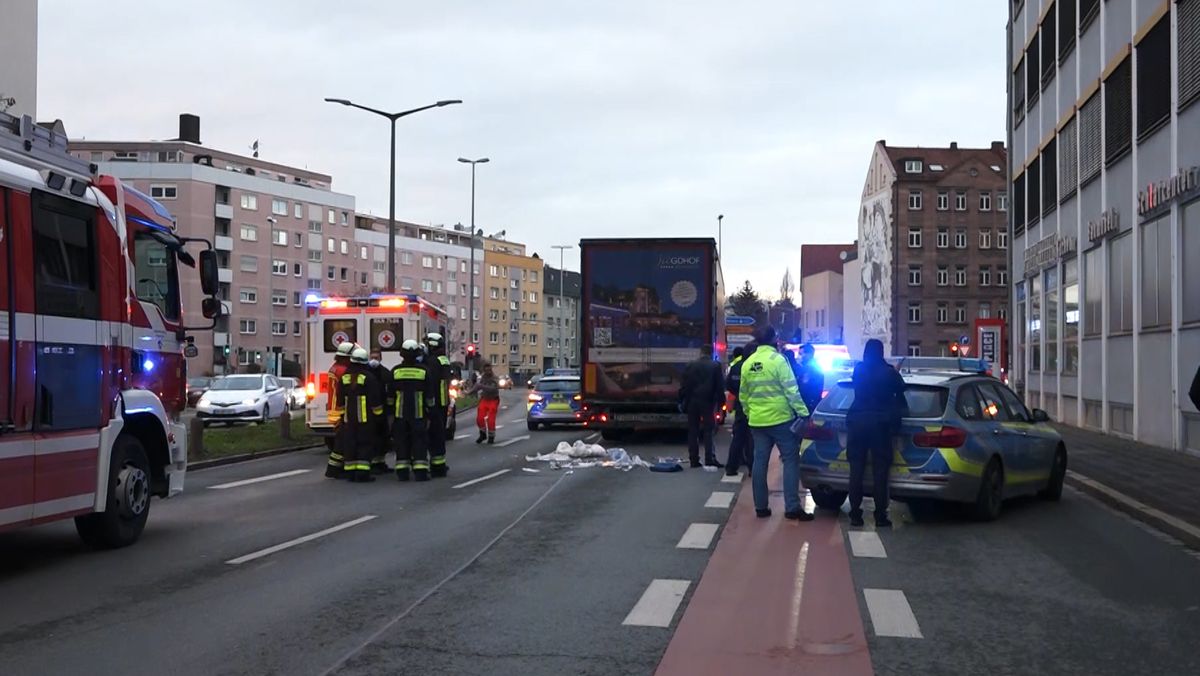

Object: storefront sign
[1023,233,1078,278]
[1139,166,1200,219]
[1087,207,1120,241]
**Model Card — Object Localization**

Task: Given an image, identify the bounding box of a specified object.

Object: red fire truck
[0,112,219,548]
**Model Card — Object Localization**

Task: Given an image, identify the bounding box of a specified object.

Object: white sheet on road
[525,440,652,471]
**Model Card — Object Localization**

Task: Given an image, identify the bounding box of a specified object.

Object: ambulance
[304,294,454,446]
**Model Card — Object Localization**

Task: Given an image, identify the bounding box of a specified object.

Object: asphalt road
[0,392,731,676]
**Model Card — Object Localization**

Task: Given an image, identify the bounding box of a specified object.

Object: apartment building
[481,237,545,380]
[857,140,1010,356]
[71,114,357,376]
[799,244,857,344]
[543,266,581,370]
[1007,0,1199,450]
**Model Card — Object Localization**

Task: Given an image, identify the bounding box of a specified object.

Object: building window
[908,266,922,286]
[150,184,177,200]
[1040,4,1056,88]
[1013,56,1026,119]
[1109,233,1133,334]
[908,302,921,324]
[308,278,321,291]
[997,267,1009,287]
[529,291,538,303]
[1045,266,1059,372]
[955,266,967,287]
[422,280,434,292]
[272,320,286,336]
[937,302,949,324]
[908,228,922,248]
[955,303,967,324]
[1080,0,1099,33]
[937,191,949,211]
[293,262,302,277]
[1140,216,1172,329]
[1041,138,1057,215]
[326,238,335,253]
[1031,273,1042,371]
[272,259,286,276]
[979,302,992,319]
[907,342,921,357]
[271,199,288,216]
[308,220,322,234]
[293,320,302,336]
[905,160,923,173]
[1182,0,1200,110]
[955,229,967,249]
[1026,33,1040,108]
[979,266,991,287]
[955,191,967,211]
[239,319,257,335]
[293,291,302,306]
[1138,16,1170,138]
[294,232,304,247]
[240,224,258,241]
[937,266,949,286]
[240,194,258,210]
[239,287,258,304]
[240,255,258,273]
[908,190,922,210]
[1027,156,1041,226]
[340,267,348,282]
[326,265,335,281]
[359,245,368,259]
[327,209,336,225]
[979,192,991,211]
[997,192,1007,212]
[337,239,346,255]
[341,211,349,226]
[360,272,367,285]
[1084,247,1103,336]
[1059,0,1076,61]
[998,231,1009,249]
[402,252,414,265]
[936,228,949,248]
[979,230,992,249]
[1078,93,1102,184]
[294,203,303,219]
[1059,116,1078,200]
[1063,258,1080,374]
[1104,57,1132,165]
[422,256,434,269]
[307,250,322,263]
[272,228,288,247]
[1013,172,1026,232]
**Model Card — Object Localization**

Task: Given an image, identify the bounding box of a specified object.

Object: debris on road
[525,440,652,471]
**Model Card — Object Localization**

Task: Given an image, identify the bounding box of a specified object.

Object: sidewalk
[1054,423,1200,549]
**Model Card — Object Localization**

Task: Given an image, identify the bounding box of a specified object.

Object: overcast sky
[38,0,1007,300]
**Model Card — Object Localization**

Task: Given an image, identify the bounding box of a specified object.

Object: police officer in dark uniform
[846,339,907,527]
[390,340,437,482]
[367,349,392,474]
[339,347,385,483]
[424,332,452,478]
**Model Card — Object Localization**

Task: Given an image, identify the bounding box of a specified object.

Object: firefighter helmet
[350,347,369,364]
[336,341,355,357]
[400,339,423,362]
[424,332,444,350]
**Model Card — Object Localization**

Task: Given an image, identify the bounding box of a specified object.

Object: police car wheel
[973,458,1004,522]
[1039,445,1067,501]
[74,434,151,549]
[811,488,847,511]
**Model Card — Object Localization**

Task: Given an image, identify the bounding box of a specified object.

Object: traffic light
[950,342,960,355]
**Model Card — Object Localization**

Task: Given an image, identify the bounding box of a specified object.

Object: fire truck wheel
[74,434,151,549]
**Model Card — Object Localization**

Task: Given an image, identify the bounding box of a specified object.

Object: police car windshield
[210,376,264,391]
[816,384,949,419]
[536,379,580,393]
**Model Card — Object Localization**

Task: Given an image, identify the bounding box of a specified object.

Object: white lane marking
[454,434,471,440]
[848,531,887,558]
[522,467,540,473]
[1067,470,1200,543]
[496,435,531,448]
[786,542,811,647]
[585,432,600,442]
[209,469,310,490]
[511,417,527,423]
[704,491,735,509]
[226,515,378,565]
[622,579,691,627]
[452,469,511,489]
[676,523,720,549]
[863,589,923,638]
[494,424,505,429]
[720,473,742,484]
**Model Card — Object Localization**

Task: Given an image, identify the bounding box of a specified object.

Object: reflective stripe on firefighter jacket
[739,345,809,428]
[434,354,452,409]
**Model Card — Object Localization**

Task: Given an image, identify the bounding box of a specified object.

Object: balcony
[218,268,233,284]
[215,203,233,220]
[215,235,234,251]
[213,332,229,347]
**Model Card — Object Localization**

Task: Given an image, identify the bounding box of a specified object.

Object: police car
[798,357,1067,520]
[527,375,583,430]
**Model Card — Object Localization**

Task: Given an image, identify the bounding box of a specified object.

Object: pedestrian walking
[679,344,725,468]
[390,340,436,481]
[467,364,501,444]
[795,344,824,414]
[740,326,812,521]
[367,349,392,474]
[846,339,907,528]
[724,345,755,475]
[338,347,385,483]
[324,341,355,479]
[424,333,453,478]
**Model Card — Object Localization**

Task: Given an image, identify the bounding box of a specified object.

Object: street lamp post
[717,214,724,260]
[551,244,572,368]
[266,216,278,375]
[458,157,489,366]
[324,97,462,292]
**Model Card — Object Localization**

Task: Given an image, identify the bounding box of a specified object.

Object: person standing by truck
[467,364,502,444]
[679,344,725,468]
[424,333,453,478]
[391,340,436,481]
[338,347,386,483]
[325,341,356,479]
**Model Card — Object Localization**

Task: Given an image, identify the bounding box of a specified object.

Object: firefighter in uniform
[325,341,356,479]
[391,340,436,482]
[367,349,392,474]
[338,347,385,483]
[424,332,452,478]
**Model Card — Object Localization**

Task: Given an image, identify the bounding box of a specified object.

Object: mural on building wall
[858,191,892,349]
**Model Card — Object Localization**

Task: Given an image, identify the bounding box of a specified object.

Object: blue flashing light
[124,184,177,224]
[142,357,155,373]
[814,352,836,373]
[127,214,173,233]
[305,293,321,304]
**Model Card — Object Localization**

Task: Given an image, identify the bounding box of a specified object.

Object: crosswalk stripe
[848,531,887,558]
[863,589,923,638]
[676,523,720,549]
[622,579,690,627]
[704,491,735,509]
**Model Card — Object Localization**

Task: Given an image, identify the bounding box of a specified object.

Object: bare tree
[779,268,795,304]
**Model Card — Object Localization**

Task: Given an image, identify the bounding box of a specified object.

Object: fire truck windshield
[133,230,181,321]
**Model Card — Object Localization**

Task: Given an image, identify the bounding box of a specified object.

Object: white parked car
[279,377,307,410]
[196,374,289,426]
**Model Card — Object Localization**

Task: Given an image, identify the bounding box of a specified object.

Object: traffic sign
[727,315,756,326]
[959,334,971,346]
[727,325,754,335]
[727,334,754,348]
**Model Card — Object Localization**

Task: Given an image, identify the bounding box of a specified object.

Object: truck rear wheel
[75,434,151,549]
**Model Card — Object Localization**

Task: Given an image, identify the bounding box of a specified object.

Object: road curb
[1065,470,1200,551]
[190,444,323,471]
